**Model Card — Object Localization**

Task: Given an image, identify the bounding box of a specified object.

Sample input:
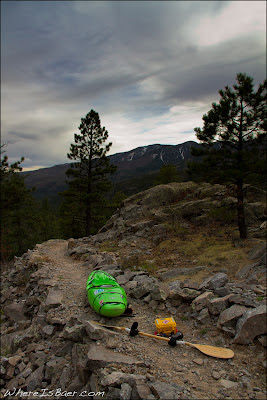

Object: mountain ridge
[22,141,200,199]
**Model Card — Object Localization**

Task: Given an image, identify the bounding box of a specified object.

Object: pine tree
[61,110,117,237]
[188,73,266,239]
[154,164,180,185]
[0,146,37,259]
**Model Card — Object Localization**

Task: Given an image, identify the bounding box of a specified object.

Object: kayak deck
[86,270,127,317]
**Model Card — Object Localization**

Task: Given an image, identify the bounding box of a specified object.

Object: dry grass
[152,224,264,281]
[97,240,119,253]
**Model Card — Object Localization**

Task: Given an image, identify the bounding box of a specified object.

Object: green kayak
[86,270,127,317]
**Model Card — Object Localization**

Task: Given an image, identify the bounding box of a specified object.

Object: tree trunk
[85,157,92,236]
[236,178,247,239]
[236,98,247,239]
[85,202,91,236]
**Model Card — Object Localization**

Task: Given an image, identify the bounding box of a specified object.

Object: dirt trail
[38,240,266,400]
[44,240,89,306]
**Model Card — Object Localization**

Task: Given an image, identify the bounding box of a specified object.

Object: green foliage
[111,171,158,197]
[164,221,188,239]
[207,205,237,224]
[1,155,36,259]
[36,198,61,241]
[0,146,62,260]
[102,191,127,224]
[188,73,267,239]
[154,164,180,185]
[60,110,117,237]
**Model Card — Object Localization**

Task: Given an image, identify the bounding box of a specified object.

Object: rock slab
[233,304,267,344]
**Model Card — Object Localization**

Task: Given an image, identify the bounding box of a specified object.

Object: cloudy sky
[1,1,266,171]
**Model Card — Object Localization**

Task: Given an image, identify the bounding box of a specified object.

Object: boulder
[45,289,63,310]
[159,266,205,281]
[249,243,266,264]
[228,294,258,308]
[12,326,40,351]
[236,263,258,279]
[42,324,55,337]
[25,365,45,391]
[84,321,112,341]
[168,281,200,304]
[45,357,66,385]
[95,264,122,277]
[181,280,199,290]
[196,308,211,324]
[106,387,121,399]
[120,383,132,400]
[125,281,138,291]
[133,274,156,286]
[71,343,91,384]
[219,379,238,389]
[7,355,21,367]
[5,364,16,380]
[192,292,214,312]
[131,284,150,299]
[59,365,73,390]
[214,285,231,297]
[177,288,201,303]
[87,344,144,370]
[63,324,86,342]
[199,273,228,291]
[132,383,153,399]
[168,280,181,295]
[100,371,145,387]
[207,295,233,316]
[233,304,267,344]
[150,283,168,302]
[4,302,28,323]
[1,288,13,303]
[66,245,97,258]
[149,381,184,399]
[217,304,248,335]
[124,270,137,281]
[116,274,130,286]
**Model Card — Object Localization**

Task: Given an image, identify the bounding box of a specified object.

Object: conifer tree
[61,109,117,237]
[1,146,36,259]
[154,164,180,185]
[188,73,266,239]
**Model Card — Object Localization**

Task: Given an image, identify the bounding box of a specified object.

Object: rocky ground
[1,238,266,400]
[1,182,266,400]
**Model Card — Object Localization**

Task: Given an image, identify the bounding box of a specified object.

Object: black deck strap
[130,322,139,336]
[168,331,184,347]
[123,307,133,315]
[100,301,125,307]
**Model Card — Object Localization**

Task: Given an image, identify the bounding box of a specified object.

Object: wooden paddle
[90,320,234,359]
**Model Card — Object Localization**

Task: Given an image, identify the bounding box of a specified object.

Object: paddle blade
[185,342,234,359]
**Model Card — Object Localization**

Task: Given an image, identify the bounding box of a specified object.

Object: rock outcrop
[95,182,266,244]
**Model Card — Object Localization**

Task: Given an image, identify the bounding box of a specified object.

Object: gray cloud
[1,1,266,170]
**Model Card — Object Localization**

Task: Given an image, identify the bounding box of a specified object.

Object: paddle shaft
[126,328,234,358]
[126,328,199,347]
[90,321,234,359]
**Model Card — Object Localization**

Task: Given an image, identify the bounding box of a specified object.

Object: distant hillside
[22,141,200,200]
[110,141,198,181]
[22,163,72,202]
